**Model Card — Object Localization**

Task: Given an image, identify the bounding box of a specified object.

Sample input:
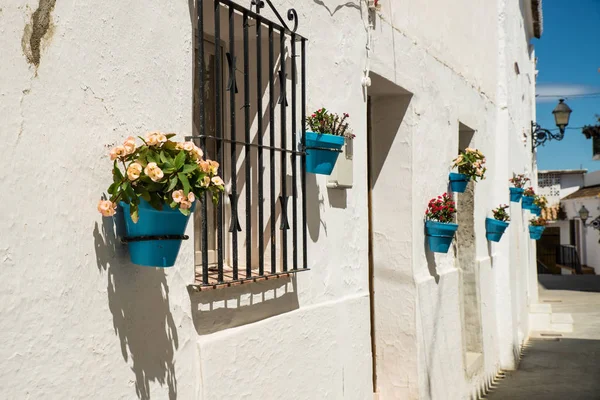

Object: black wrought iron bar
[214,0,224,282]
[290,33,297,270]
[243,11,252,278]
[228,7,239,281]
[121,235,189,243]
[269,24,276,274]
[197,0,209,285]
[185,135,305,154]
[301,38,307,269]
[218,0,304,38]
[190,267,311,290]
[279,28,288,272]
[256,15,265,276]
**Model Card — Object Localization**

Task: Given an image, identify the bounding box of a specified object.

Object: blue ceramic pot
[119,199,194,267]
[531,205,541,216]
[449,172,469,193]
[522,195,534,210]
[509,187,524,203]
[529,225,545,240]
[304,131,345,175]
[485,217,509,242]
[425,220,459,253]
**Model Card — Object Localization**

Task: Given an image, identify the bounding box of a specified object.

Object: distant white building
[537,169,586,206]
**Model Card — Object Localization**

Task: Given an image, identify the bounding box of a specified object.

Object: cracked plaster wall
[0,0,537,399]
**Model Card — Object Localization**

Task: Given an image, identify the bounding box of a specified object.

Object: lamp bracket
[531,121,565,150]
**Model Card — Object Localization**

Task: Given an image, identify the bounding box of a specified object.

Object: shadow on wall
[94,215,178,400]
[189,277,299,335]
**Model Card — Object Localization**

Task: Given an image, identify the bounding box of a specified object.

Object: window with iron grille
[188,0,308,290]
[538,173,560,197]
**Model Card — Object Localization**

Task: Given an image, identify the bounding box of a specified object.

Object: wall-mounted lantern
[532,99,573,149]
[578,204,600,229]
[579,205,590,225]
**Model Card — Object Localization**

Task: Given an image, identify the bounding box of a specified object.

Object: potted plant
[531,195,547,216]
[424,193,458,253]
[522,187,536,210]
[529,216,547,240]
[305,108,355,175]
[97,132,225,267]
[449,148,486,193]
[508,173,529,203]
[486,204,510,242]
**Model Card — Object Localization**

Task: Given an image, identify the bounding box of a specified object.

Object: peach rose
[97,200,117,217]
[211,176,224,186]
[179,199,192,209]
[144,162,164,182]
[109,145,126,160]
[172,190,184,203]
[123,136,136,154]
[127,162,142,181]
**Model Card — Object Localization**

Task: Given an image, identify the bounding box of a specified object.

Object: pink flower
[211,176,225,186]
[127,162,142,181]
[123,136,136,155]
[187,192,196,203]
[97,200,116,217]
[109,145,126,160]
[179,199,192,209]
[172,190,184,203]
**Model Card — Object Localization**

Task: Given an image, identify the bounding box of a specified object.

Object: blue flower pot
[522,195,534,210]
[529,225,545,240]
[449,172,469,193]
[485,217,509,242]
[304,131,346,175]
[119,199,194,267]
[531,205,541,216]
[509,187,524,203]
[425,220,459,253]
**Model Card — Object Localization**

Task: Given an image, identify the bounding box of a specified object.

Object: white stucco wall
[1,0,539,399]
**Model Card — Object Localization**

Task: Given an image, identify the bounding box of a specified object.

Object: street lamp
[532,99,573,149]
[579,205,590,225]
[578,205,600,229]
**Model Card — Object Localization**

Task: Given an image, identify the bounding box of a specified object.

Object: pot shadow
[306,173,325,241]
[188,276,300,335]
[94,212,178,400]
[424,232,440,284]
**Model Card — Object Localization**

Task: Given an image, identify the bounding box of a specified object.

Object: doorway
[366,74,413,397]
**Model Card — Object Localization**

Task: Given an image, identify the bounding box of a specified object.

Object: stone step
[530,303,552,313]
[551,313,573,324]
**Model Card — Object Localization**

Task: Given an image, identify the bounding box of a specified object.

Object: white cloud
[536,83,600,103]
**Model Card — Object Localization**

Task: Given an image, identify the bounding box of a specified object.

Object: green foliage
[305,108,355,138]
[452,148,486,182]
[492,204,510,222]
[100,133,225,222]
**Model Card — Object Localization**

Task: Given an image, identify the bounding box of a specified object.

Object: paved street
[486,275,600,400]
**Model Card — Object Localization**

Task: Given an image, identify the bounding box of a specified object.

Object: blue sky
[535,0,600,171]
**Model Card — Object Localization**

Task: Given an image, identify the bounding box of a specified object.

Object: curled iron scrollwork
[251,0,299,33]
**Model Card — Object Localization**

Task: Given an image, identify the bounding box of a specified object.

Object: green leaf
[182,164,198,174]
[147,151,160,164]
[178,172,191,195]
[107,182,118,195]
[124,182,136,201]
[179,207,191,216]
[130,205,139,223]
[174,151,186,170]
[165,133,177,139]
[113,163,124,182]
[167,175,179,192]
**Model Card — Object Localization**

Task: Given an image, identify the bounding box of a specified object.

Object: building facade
[1,0,543,399]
